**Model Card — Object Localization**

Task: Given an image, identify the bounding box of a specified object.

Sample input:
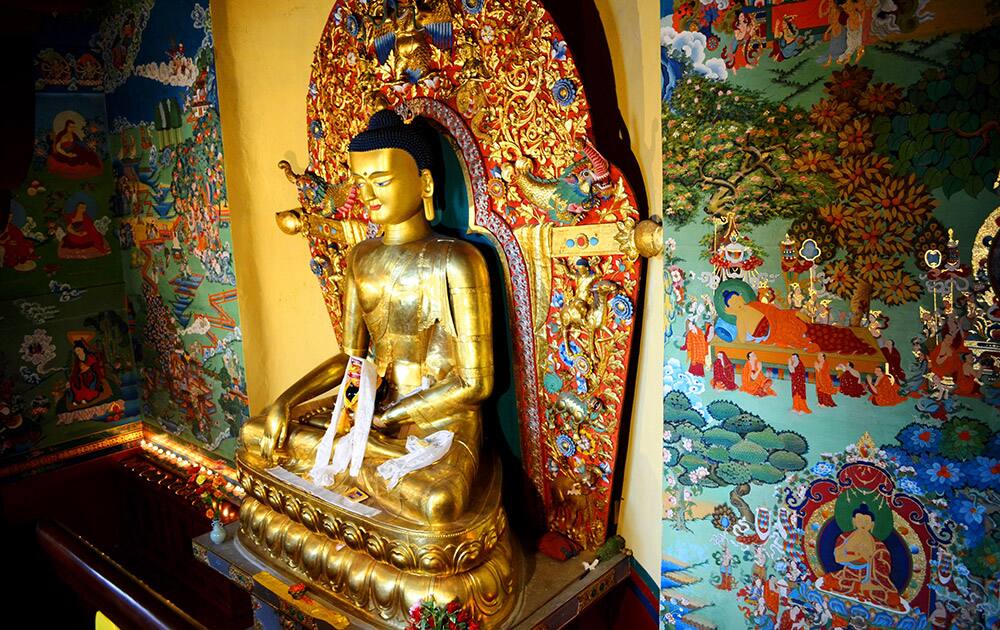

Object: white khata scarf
[310,356,376,486]
[376,430,454,490]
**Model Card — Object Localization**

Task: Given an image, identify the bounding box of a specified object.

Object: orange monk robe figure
[928,328,969,382]
[814,353,837,407]
[789,354,812,414]
[867,366,908,406]
[952,353,982,398]
[684,319,711,377]
[741,351,776,397]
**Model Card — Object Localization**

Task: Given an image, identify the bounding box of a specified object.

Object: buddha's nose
[358,182,375,202]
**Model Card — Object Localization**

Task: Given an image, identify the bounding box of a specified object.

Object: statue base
[235,452,522,628]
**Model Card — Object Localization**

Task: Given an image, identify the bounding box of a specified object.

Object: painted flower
[880,446,912,468]
[309,257,327,277]
[461,0,484,14]
[950,497,986,527]
[939,417,991,461]
[598,461,611,481]
[792,150,834,173]
[345,13,361,37]
[922,458,963,494]
[20,329,56,371]
[550,38,567,60]
[487,178,505,198]
[552,291,565,308]
[837,119,873,155]
[808,98,853,133]
[897,423,942,454]
[811,461,835,478]
[872,268,921,305]
[823,259,857,300]
[576,432,594,455]
[558,340,580,367]
[609,294,633,323]
[962,456,1000,490]
[897,478,922,495]
[823,65,874,101]
[855,173,936,224]
[551,79,577,107]
[480,24,495,44]
[309,119,324,139]
[858,82,903,113]
[555,434,575,457]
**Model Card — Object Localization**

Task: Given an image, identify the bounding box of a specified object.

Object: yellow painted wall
[594,0,662,580]
[212,0,661,577]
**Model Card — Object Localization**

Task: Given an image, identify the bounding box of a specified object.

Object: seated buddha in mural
[819,503,905,612]
[241,110,493,525]
[719,281,875,356]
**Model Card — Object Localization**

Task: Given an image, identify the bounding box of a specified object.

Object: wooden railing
[37,520,208,630]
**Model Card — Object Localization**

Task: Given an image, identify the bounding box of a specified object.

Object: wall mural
[0,16,140,475]
[661,1,1000,628]
[0,2,245,475]
[101,0,247,459]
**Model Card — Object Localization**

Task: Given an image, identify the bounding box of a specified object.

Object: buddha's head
[347,110,434,228]
[851,503,875,533]
[722,289,747,314]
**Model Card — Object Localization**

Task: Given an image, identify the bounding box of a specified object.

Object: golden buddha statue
[236,110,520,627]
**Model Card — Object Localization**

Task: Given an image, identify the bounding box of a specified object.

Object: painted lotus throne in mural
[235,1,659,627]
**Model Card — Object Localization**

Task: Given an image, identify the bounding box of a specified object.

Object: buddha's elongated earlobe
[420,169,435,222]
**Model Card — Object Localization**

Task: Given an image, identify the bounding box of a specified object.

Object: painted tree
[664,391,807,526]
[663,66,950,324]
[874,26,1000,199]
[171,109,227,219]
[662,75,831,227]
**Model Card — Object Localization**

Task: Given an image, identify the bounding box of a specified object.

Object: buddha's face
[852,512,874,533]
[348,148,432,226]
[725,294,746,314]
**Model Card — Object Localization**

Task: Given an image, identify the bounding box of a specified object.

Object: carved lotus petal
[387,541,416,570]
[418,547,446,573]
[341,521,362,549]
[455,540,484,571]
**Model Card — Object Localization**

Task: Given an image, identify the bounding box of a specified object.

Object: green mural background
[0,1,246,474]
[661,1,1000,628]
[0,15,139,474]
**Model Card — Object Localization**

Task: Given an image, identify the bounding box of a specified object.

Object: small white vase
[210,518,227,544]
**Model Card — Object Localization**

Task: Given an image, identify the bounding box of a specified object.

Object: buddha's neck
[381,213,432,245]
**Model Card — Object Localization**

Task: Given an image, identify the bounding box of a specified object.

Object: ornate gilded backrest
[276,0,660,549]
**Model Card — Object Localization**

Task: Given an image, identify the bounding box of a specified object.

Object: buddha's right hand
[260,397,291,462]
